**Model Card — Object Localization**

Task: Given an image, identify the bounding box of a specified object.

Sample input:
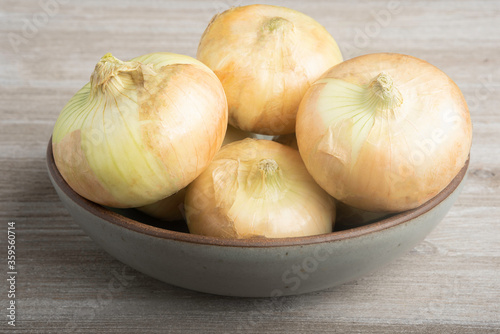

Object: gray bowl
[46,139,469,297]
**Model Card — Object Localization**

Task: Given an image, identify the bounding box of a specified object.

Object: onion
[52,52,228,208]
[185,139,335,238]
[296,53,472,212]
[197,4,343,135]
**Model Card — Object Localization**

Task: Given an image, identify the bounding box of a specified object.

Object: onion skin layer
[197,4,343,136]
[185,139,335,239]
[296,53,472,212]
[52,52,228,208]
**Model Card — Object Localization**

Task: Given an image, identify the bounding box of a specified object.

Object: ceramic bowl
[46,139,469,297]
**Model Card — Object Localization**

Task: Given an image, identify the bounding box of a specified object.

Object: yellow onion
[52,52,228,208]
[136,124,255,221]
[185,139,335,238]
[296,53,472,212]
[197,4,343,135]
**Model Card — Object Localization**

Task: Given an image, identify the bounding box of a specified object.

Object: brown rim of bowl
[47,138,469,248]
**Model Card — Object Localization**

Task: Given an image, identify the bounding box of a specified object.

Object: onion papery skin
[185,139,335,239]
[52,52,228,208]
[197,4,343,136]
[296,53,472,212]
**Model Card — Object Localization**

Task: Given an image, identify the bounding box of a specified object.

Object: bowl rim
[47,138,469,248]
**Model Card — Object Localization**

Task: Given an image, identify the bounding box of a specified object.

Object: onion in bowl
[52,52,228,208]
[185,138,335,238]
[197,4,343,135]
[296,53,472,212]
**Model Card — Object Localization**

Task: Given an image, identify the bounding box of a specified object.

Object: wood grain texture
[1,0,499,333]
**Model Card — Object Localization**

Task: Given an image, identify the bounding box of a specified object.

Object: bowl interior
[46,139,469,248]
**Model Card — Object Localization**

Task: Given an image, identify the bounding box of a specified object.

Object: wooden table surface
[1,0,499,333]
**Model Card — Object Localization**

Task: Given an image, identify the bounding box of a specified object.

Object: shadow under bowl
[46,139,469,297]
